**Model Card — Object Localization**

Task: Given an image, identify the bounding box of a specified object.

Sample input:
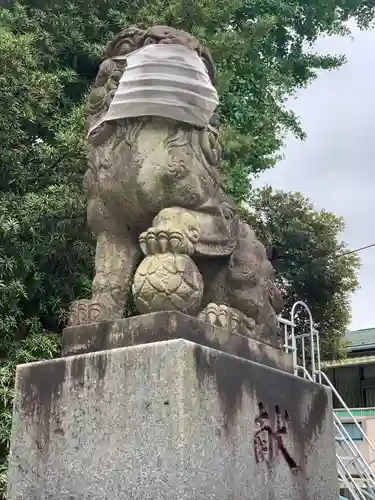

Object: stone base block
[62,311,293,373]
[7,339,338,499]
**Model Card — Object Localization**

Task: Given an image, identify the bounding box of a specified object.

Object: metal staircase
[278,301,375,500]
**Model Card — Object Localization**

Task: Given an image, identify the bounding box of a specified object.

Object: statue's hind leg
[195,256,256,337]
[196,221,282,345]
[225,222,283,345]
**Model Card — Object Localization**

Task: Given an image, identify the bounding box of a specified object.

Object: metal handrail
[296,364,375,492]
[334,414,375,494]
[278,302,375,500]
[319,371,375,459]
[337,454,369,500]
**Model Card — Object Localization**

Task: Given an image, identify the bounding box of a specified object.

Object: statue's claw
[67,298,119,327]
[139,227,197,255]
[198,303,255,337]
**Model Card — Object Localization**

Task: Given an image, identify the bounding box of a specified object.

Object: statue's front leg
[139,207,200,256]
[68,231,140,326]
[138,206,237,257]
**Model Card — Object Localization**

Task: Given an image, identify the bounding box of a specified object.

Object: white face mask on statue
[89,43,219,135]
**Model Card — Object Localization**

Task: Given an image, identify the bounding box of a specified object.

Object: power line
[338,243,375,258]
[267,242,375,263]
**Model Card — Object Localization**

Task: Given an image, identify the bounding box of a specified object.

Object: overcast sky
[254,22,375,332]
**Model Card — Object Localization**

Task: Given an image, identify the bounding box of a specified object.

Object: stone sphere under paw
[132,253,203,314]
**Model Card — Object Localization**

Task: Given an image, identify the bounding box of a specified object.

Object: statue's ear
[105,27,145,58]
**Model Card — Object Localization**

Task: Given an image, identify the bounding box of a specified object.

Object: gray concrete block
[62,311,293,373]
[7,339,339,500]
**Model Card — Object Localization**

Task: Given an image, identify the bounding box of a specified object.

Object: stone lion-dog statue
[68,25,283,345]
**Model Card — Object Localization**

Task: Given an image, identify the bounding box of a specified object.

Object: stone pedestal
[7,319,339,499]
[61,311,293,373]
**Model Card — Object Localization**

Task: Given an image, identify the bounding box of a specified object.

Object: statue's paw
[67,299,115,327]
[198,303,255,336]
[139,227,197,256]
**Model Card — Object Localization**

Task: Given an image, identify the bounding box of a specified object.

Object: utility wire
[338,243,375,258]
[267,243,375,262]
[268,242,375,263]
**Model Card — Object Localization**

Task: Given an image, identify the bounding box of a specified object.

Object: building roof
[322,354,375,368]
[345,327,375,350]
[322,327,375,368]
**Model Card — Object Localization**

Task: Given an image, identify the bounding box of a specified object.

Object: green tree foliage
[0,25,93,492]
[244,187,360,359]
[0,0,371,494]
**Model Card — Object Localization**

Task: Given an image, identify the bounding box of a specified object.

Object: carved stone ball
[132,253,203,315]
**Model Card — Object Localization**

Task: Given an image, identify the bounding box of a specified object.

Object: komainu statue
[68,25,283,344]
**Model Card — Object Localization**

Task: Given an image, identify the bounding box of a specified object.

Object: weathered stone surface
[133,253,204,315]
[7,340,338,500]
[67,24,284,346]
[62,311,293,373]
